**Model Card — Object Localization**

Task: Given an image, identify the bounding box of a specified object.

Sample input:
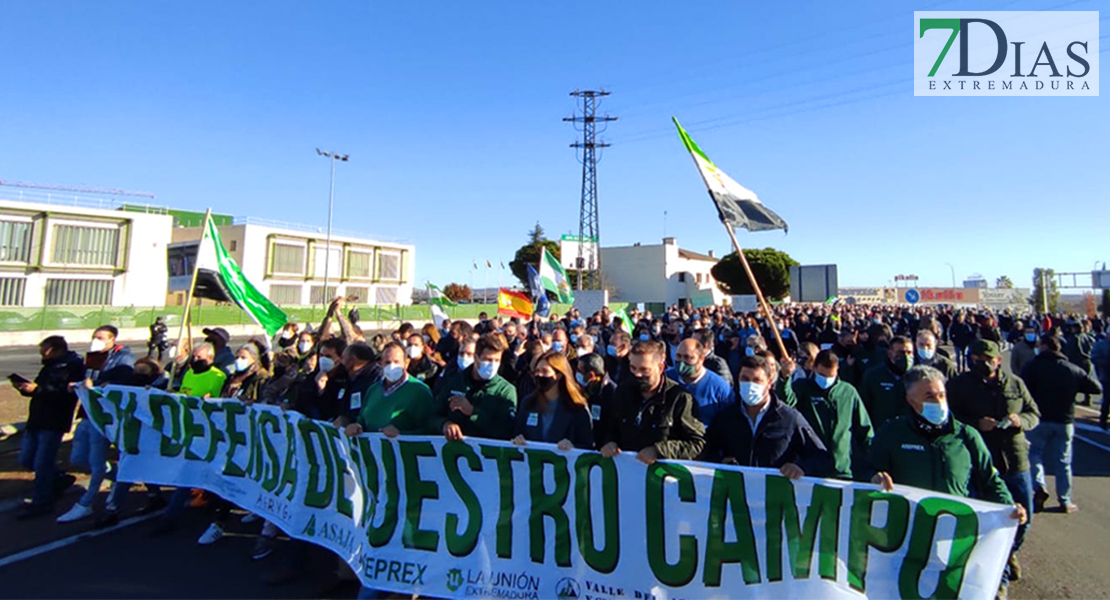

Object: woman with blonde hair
[511,351,593,450]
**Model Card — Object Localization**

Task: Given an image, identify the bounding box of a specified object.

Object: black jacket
[597,377,705,459]
[702,398,832,477]
[585,375,618,447]
[1020,351,1102,424]
[513,392,594,449]
[702,352,734,388]
[328,362,383,423]
[603,354,632,386]
[24,351,85,432]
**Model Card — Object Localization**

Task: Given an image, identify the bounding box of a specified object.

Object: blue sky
[1,1,1105,291]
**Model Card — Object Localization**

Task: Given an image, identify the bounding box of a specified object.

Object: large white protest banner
[78,386,1016,599]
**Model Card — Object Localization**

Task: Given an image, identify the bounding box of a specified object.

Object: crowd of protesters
[13,297,1110,599]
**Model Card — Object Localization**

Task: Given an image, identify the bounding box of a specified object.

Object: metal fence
[0,303,583,333]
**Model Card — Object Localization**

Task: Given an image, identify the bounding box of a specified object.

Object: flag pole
[169,208,212,387]
[722,221,789,359]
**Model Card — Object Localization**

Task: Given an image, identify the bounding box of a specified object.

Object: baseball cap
[202,327,230,344]
[969,339,1001,359]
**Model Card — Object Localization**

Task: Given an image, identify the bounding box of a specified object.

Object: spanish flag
[497,288,533,320]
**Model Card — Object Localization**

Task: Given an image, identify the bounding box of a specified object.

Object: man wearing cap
[947,339,1040,586]
[202,327,235,375]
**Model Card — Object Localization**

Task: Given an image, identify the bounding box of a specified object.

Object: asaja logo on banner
[914,11,1099,96]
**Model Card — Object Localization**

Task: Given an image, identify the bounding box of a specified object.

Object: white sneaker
[240,512,261,524]
[197,523,224,545]
[57,503,93,523]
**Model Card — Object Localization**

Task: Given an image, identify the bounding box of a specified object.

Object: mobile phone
[8,373,31,386]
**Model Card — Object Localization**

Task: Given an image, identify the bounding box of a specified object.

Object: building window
[345,286,369,302]
[0,221,32,263]
[376,251,401,281]
[374,286,398,305]
[678,273,686,283]
[50,224,120,267]
[346,250,372,279]
[167,244,197,278]
[270,243,306,275]
[309,285,338,305]
[45,279,113,306]
[313,246,343,280]
[696,273,702,284]
[269,284,302,305]
[0,277,26,306]
[229,240,237,251]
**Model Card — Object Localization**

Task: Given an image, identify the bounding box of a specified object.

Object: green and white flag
[426,282,456,307]
[192,215,287,336]
[538,246,573,304]
[673,117,788,233]
[613,305,634,335]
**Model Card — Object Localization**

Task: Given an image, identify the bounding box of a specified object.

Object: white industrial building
[600,237,727,307]
[0,193,173,307]
[168,219,415,306]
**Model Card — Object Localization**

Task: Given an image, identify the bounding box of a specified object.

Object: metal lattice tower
[564,89,616,291]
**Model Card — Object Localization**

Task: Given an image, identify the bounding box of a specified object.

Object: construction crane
[0,178,156,199]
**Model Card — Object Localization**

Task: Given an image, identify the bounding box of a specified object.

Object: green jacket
[860,364,907,429]
[946,370,1040,475]
[916,354,958,382]
[791,378,874,480]
[867,415,1013,505]
[357,375,434,434]
[433,368,518,440]
[774,372,797,408]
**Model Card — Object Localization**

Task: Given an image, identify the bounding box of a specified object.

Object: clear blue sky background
[1,1,1105,291]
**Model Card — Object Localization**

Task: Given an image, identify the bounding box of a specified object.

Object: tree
[509,223,560,288]
[996,275,1014,289]
[442,283,472,303]
[711,248,799,300]
[1029,268,1060,314]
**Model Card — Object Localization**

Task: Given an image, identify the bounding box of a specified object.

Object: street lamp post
[316,148,349,309]
[945,263,956,288]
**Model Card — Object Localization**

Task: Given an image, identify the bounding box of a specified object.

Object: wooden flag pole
[168,208,212,387]
[722,221,789,360]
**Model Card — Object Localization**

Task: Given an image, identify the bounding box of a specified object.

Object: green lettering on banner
[442,442,483,557]
[200,402,226,462]
[149,394,183,457]
[275,414,299,501]
[179,397,206,461]
[85,389,116,433]
[646,463,699,587]
[299,419,336,508]
[399,440,440,551]
[848,489,911,593]
[526,449,572,567]
[117,392,142,455]
[703,469,760,586]
[765,476,842,582]
[246,409,263,481]
[366,438,400,547]
[323,427,355,518]
[222,401,249,477]
[258,411,282,492]
[898,497,979,599]
[353,438,378,525]
[574,454,620,574]
[480,444,524,559]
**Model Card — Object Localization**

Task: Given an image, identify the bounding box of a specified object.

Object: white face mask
[407,346,422,359]
[89,339,108,353]
[234,357,251,372]
[318,357,335,373]
[738,381,767,406]
[382,363,406,383]
[298,341,313,354]
[281,330,294,340]
[457,355,475,370]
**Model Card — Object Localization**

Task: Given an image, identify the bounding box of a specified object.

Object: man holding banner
[434,333,517,442]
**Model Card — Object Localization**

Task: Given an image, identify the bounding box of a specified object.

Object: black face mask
[132,371,158,386]
[971,359,996,378]
[191,360,211,373]
[534,375,558,393]
[889,354,912,375]
[634,374,656,393]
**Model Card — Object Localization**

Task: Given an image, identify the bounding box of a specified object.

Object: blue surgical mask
[1025,333,1037,343]
[738,381,767,406]
[570,334,579,344]
[457,355,475,370]
[607,344,618,357]
[639,333,650,341]
[917,347,935,361]
[477,360,497,381]
[920,402,948,425]
[552,342,565,353]
[814,374,835,390]
[575,372,587,387]
[744,347,755,357]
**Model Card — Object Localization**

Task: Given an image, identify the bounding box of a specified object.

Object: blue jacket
[702,398,832,477]
[92,345,136,386]
[664,367,734,427]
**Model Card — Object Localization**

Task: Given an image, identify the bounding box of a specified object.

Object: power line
[564,90,616,291]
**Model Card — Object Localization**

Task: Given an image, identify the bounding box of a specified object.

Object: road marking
[1075,434,1110,454]
[0,513,158,569]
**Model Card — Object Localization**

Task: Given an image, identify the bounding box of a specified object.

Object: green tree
[509,223,560,288]
[1029,268,1060,314]
[443,283,471,303]
[711,248,799,300]
[996,275,1014,289]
